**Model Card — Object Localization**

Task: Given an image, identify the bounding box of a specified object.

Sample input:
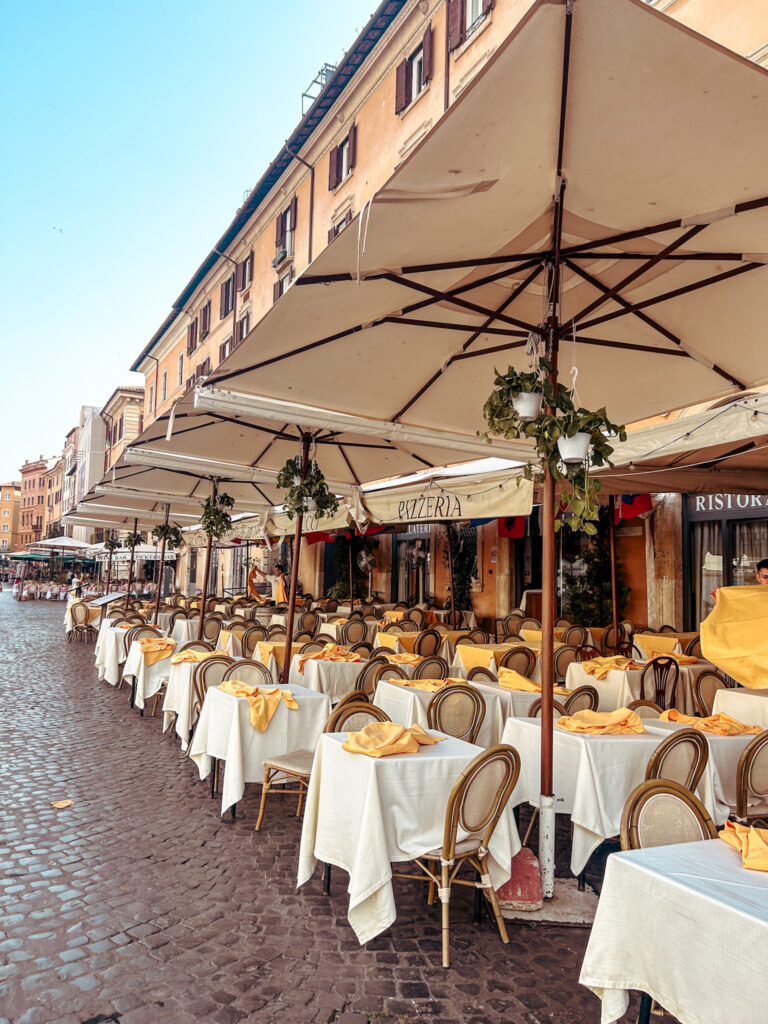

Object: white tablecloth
[162,662,198,749]
[373,680,505,748]
[319,620,379,644]
[94,625,131,686]
[713,687,768,730]
[502,718,728,875]
[190,683,331,815]
[216,632,243,658]
[287,655,371,703]
[171,618,199,645]
[297,732,521,944]
[579,839,768,1024]
[565,659,715,715]
[121,641,174,710]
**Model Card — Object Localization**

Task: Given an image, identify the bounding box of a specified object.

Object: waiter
[249,563,288,604]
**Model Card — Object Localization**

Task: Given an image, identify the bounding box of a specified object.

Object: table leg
[322,863,332,896]
[638,992,652,1024]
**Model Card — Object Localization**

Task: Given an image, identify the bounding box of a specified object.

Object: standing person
[249,563,288,604]
[71,572,82,598]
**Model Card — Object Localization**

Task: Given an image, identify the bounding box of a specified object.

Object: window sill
[452,11,492,60]
[330,168,355,195]
[272,253,294,276]
[398,80,431,119]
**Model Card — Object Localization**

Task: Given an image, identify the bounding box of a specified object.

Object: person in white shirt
[250,563,288,603]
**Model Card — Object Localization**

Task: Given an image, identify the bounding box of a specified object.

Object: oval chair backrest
[518,618,540,633]
[427,684,485,743]
[645,728,709,791]
[267,627,287,640]
[528,698,567,719]
[553,645,580,683]
[349,641,373,658]
[193,655,234,708]
[406,607,426,628]
[221,660,274,686]
[467,666,498,683]
[242,625,268,656]
[325,703,391,732]
[414,628,442,657]
[332,691,371,713]
[398,620,419,633]
[299,641,326,655]
[202,618,222,642]
[685,635,703,658]
[620,779,717,851]
[340,619,367,645]
[354,657,389,697]
[498,647,537,678]
[692,670,727,717]
[299,610,320,632]
[575,644,602,662]
[627,700,663,719]
[658,624,678,634]
[414,656,449,679]
[442,745,521,861]
[564,685,599,715]
[168,609,188,625]
[466,628,489,643]
[225,620,248,635]
[502,615,523,637]
[374,664,410,684]
[563,625,587,646]
[292,631,315,644]
[736,730,768,818]
[179,640,213,653]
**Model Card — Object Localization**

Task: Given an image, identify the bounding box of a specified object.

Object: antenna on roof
[302,63,337,115]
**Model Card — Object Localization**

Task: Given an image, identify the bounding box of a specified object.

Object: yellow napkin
[720,820,768,871]
[634,633,681,658]
[218,679,298,731]
[297,643,361,673]
[384,652,424,666]
[342,721,444,757]
[556,707,645,735]
[375,631,398,651]
[661,708,762,736]
[257,641,286,669]
[496,668,571,696]
[170,649,219,664]
[579,656,641,681]
[383,609,406,621]
[521,627,567,644]
[331,618,348,625]
[647,650,699,665]
[456,644,513,671]
[139,637,176,666]
[116,624,132,630]
[219,629,233,648]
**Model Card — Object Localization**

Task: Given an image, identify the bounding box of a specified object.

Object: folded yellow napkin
[169,649,219,664]
[384,652,424,666]
[257,641,286,669]
[342,721,444,757]
[496,668,571,696]
[331,618,348,625]
[139,637,176,666]
[297,643,361,673]
[661,708,762,736]
[579,656,641,680]
[218,679,298,731]
[556,707,645,734]
[116,624,132,630]
[647,651,699,665]
[521,627,567,644]
[634,633,681,657]
[720,820,768,871]
[383,609,406,621]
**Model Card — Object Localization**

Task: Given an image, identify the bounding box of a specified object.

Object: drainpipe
[214,250,239,355]
[284,144,315,263]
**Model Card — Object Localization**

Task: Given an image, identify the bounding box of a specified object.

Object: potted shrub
[276,456,338,521]
[201,492,235,539]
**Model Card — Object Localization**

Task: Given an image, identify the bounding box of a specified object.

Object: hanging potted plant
[276,457,339,521]
[200,492,235,539]
[103,534,122,554]
[487,365,545,421]
[123,529,146,548]
[151,524,184,548]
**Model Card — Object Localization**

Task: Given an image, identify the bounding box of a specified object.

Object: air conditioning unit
[271,248,288,269]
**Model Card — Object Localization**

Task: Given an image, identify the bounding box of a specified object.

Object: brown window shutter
[273,280,281,304]
[275,211,285,248]
[482,0,494,13]
[345,209,353,227]
[422,25,433,83]
[289,195,298,232]
[447,0,465,51]
[248,250,254,279]
[328,146,339,190]
[237,260,244,291]
[219,281,227,318]
[395,59,409,114]
[347,124,357,170]
[218,343,225,362]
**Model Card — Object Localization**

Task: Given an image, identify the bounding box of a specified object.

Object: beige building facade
[101,386,145,471]
[0,482,21,552]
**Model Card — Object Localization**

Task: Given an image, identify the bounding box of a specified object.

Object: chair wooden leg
[255,768,270,831]
[481,858,509,945]
[295,780,306,817]
[322,862,332,896]
[151,691,162,717]
[522,807,538,847]
[440,862,451,969]
[427,859,437,905]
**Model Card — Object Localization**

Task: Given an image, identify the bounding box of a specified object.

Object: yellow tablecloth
[521,627,568,644]
[634,632,698,658]
[497,668,571,696]
[297,643,360,673]
[257,641,287,669]
[384,652,423,666]
[579,656,642,680]
[720,820,768,871]
[382,609,407,621]
[376,631,422,653]
[660,708,762,736]
[456,643,517,671]
[170,649,219,664]
[701,586,768,689]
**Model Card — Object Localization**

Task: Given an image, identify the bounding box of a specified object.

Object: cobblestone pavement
[0,593,625,1024]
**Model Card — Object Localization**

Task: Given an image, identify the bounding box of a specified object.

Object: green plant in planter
[123,530,146,548]
[103,533,122,553]
[276,457,339,521]
[201,492,235,539]
[482,357,626,535]
[151,524,184,549]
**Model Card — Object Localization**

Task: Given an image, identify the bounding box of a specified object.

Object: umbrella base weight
[495,847,543,912]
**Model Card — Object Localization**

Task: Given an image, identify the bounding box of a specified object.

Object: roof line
[131,0,408,372]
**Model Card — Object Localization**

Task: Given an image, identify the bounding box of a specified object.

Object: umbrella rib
[564,225,707,329]
[381,316,527,337]
[338,446,361,487]
[381,272,538,333]
[390,263,544,421]
[569,251,748,262]
[208,412,300,443]
[251,423,291,468]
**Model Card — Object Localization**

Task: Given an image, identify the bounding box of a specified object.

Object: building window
[119,414,124,439]
[148,384,154,412]
[2,524,7,531]
[274,198,297,267]
[186,317,198,354]
[395,27,432,114]
[238,251,254,291]
[237,312,250,344]
[200,301,211,338]
[177,353,184,387]
[466,0,486,32]
[448,0,493,51]
[161,371,167,402]
[194,357,211,381]
[273,266,295,303]
[218,335,234,362]
[4,492,10,499]
[328,125,357,190]
[2,509,8,516]
[328,209,354,243]
[220,273,235,318]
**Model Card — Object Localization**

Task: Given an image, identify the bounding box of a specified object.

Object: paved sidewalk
[0,593,615,1023]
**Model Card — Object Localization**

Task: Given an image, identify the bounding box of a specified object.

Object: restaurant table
[579,839,768,1024]
[121,640,175,711]
[286,653,412,703]
[94,624,132,686]
[216,630,243,658]
[713,687,768,730]
[372,679,505,747]
[189,682,331,815]
[297,731,521,944]
[162,661,199,750]
[501,718,727,875]
[633,631,699,659]
[375,629,465,661]
[253,640,289,683]
[63,599,101,633]
[451,642,560,683]
[565,658,715,716]
[170,618,200,645]
[320,619,380,644]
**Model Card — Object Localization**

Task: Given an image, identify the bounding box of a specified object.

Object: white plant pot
[557,432,592,464]
[304,497,317,512]
[512,392,543,420]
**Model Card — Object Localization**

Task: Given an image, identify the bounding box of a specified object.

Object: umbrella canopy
[31,535,92,551]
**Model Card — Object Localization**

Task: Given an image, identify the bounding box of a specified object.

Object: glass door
[730,519,768,586]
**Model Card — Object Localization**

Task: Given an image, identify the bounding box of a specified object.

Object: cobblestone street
[0,593,606,1024]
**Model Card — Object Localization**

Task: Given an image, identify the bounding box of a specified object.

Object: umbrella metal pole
[153,505,169,625]
[348,535,354,607]
[198,482,217,642]
[126,518,137,599]
[608,495,619,650]
[106,546,113,592]
[282,434,310,683]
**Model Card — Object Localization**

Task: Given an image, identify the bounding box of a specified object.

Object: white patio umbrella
[185,0,768,893]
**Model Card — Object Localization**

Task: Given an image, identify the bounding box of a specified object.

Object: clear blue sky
[0,0,371,482]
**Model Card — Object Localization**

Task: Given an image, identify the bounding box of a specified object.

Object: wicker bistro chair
[292,630,315,645]
[600,623,628,655]
[224,619,249,635]
[627,699,664,719]
[298,610,320,633]
[467,666,498,683]
[406,607,426,628]
[736,730,768,827]
[414,628,442,657]
[427,684,485,743]
[266,624,287,639]
[692,670,727,717]
[298,640,326,656]
[373,664,410,686]
[465,628,490,643]
[178,640,213,654]
[353,657,390,698]
[201,618,222,644]
[398,620,419,633]
[564,685,599,715]
[326,702,391,732]
[414,656,449,679]
[645,728,709,792]
[349,641,373,658]
[381,621,406,634]
[563,625,587,646]
[685,635,703,658]
[555,617,571,629]
[241,625,267,657]
[221,659,273,687]
[333,690,371,711]
[575,644,602,662]
[314,632,337,644]
[527,698,567,719]
[517,617,541,633]
[393,744,521,968]
[500,613,524,638]
[620,779,717,852]
[191,655,234,717]
[497,646,537,678]
[553,645,579,683]
[640,657,680,710]
[340,618,367,645]
[658,624,678,634]
[69,601,99,643]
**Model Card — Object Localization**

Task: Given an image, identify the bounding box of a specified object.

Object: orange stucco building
[0,482,21,553]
